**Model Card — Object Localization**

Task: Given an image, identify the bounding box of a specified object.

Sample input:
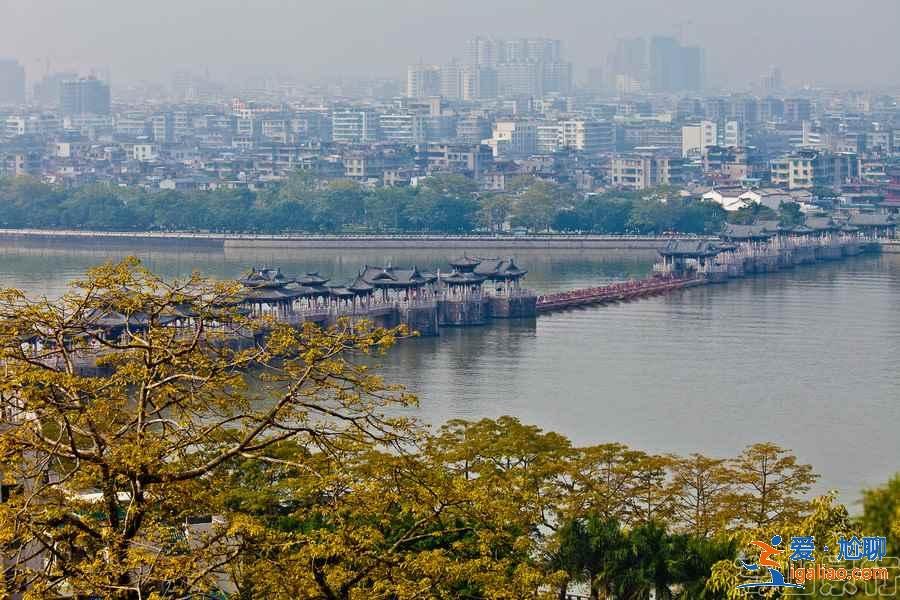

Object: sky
[2,0,899,89]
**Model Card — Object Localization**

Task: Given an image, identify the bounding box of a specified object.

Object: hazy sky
[3,0,899,88]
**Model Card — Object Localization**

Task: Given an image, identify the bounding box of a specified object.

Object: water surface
[1,238,897,503]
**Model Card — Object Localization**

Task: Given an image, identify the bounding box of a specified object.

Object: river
[1,237,898,504]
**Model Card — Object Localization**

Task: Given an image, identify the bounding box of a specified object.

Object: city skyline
[2,0,900,89]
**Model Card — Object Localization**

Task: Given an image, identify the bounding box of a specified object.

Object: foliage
[0,175,728,235]
[0,260,885,599]
[0,258,417,599]
[859,474,900,558]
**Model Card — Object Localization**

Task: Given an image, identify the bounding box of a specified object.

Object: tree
[0,258,418,599]
[406,175,480,233]
[555,515,629,600]
[727,203,777,225]
[478,193,514,232]
[859,474,900,559]
[365,187,412,232]
[627,198,677,234]
[730,443,818,529]
[511,180,571,232]
[778,201,805,228]
[670,454,737,538]
[229,444,554,599]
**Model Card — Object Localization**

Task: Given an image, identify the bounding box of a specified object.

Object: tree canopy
[0,260,890,599]
[0,175,727,235]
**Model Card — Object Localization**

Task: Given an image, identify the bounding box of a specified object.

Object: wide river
[1,238,898,504]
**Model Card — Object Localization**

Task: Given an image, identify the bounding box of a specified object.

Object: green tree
[511,180,571,232]
[778,201,805,227]
[859,474,900,558]
[727,203,777,225]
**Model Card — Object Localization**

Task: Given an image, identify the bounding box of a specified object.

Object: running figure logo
[737,535,805,589]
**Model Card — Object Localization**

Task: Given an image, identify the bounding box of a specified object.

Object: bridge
[536,275,702,312]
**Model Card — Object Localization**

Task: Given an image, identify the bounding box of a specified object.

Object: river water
[1,238,898,503]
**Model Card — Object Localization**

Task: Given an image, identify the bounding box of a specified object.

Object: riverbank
[0,229,717,250]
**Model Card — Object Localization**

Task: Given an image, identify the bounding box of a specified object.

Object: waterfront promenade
[0,229,713,250]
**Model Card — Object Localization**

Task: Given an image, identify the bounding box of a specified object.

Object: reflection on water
[0,238,898,501]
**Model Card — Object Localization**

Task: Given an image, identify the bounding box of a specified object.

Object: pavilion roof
[360,265,437,288]
[803,216,839,231]
[296,272,330,286]
[348,276,375,294]
[847,213,896,228]
[449,256,482,270]
[326,284,355,299]
[239,267,293,289]
[440,270,488,285]
[721,224,775,240]
[474,257,528,279]
[240,286,308,303]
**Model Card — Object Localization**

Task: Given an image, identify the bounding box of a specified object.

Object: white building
[484,120,537,158]
[723,120,746,148]
[559,119,615,154]
[332,110,379,144]
[132,143,159,162]
[379,112,425,144]
[702,187,787,212]
[682,120,717,157]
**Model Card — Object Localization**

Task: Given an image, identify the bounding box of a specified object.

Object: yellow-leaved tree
[0,258,427,599]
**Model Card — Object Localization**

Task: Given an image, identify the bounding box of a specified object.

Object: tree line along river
[1,237,898,505]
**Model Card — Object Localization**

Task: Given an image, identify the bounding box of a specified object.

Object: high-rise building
[784,98,812,124]
[60,77,111,115]
[0,59,26,105]
[608,38,646,91]
[760,66,783,93]
[466,36,498,67]
[650,36,704,92]
[497,62,543,97]
[458,65,497,100]
[33,72,78,107]
[462,37,573,98]
[406,64,440,98]
[541,61,573,95]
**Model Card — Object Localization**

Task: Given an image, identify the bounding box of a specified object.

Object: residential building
[723,120,747,148]
[379,112,426,144]
[406,64,440,98]
[60,78,111,115]
[0,59,26,105]
[770,149,835,190]
[484,120,536,158]
[456,116,491,144]
[783,98,812,124]
[558,119,615,154]
[610,149,684,190]
[650,36,703,92]
[466,36,499,67]
[682,121,717,157]
[33,72,77,107]
[332,110,379,144]
[417,142,492,176]
[497,62,542,97]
